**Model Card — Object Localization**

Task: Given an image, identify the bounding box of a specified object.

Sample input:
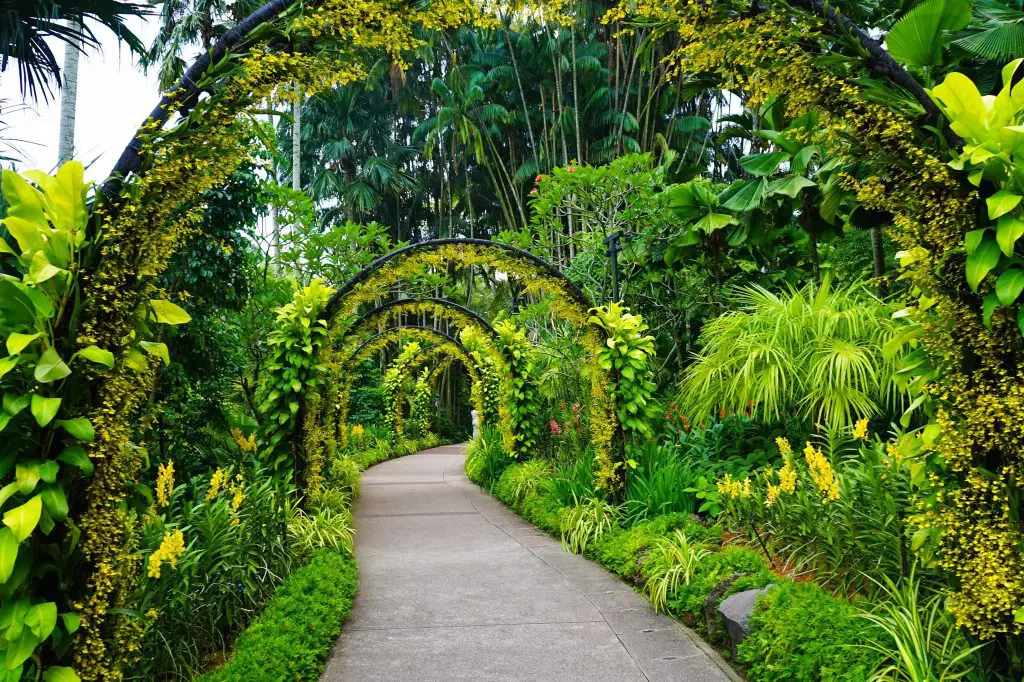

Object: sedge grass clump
[560,497,622,554]
[495,459,551,507]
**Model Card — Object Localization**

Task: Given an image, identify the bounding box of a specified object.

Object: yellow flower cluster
[803,442,840,502]
[351,424,365,438]
[717,473,752,500]
[232,427,257,452]
[852,417,869,440]
[155,461,174,508]
[778,458,798,494]
[775,436,791,456]
[205,468,227,501]
[147,530,185,579]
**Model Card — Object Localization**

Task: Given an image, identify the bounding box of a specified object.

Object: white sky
[0,16,161,181]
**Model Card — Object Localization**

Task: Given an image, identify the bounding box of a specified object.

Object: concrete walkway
[321,444,738,682]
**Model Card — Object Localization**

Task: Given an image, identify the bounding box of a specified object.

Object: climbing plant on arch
[304,325,488,498]
[308,238,625,493]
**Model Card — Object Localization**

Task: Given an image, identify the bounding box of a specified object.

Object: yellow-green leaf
[43,667,79,682]
[149,300,192,325]
[0,357,18,381]
[77,346,114,369]
[56,418,94,442]
[3,495,42,542]
[986,190,1022,220]
[34,347,70,383]
[138,341,169,366]
[30,394,61,427]
[6,332,40,356]
[0,528,17,583]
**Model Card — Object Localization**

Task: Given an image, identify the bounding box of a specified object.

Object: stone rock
[703,572,745,641]
[718,585,774,646]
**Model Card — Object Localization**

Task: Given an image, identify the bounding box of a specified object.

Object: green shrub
[737,581,883,682]
[495,460,551,507]
[664,545,774,617]
[200,550,358,682]
[314,487,353,515]
[518,485,563,534]
[465,427,513,488]
[560,497,621,553]
[645,530,713,613]
[548,448,598,507]
[287,507,355,559]
[588,513,716,580]
[625,441,700,523]
[327,455,362,497]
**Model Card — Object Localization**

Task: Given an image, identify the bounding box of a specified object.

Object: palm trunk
[57,22,81,165]
[292,85,302,191]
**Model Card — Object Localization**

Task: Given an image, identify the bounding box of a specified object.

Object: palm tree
[140,0,262,90]
[57,20,81,164]
[0,0,145,100]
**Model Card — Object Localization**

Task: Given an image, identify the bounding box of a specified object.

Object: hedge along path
[306,238,624,501]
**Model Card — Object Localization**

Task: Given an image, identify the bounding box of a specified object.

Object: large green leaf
[739,151,790,176]
[138,341,169,366]
[983,292,1000,329]
[0,280,38,329]
[5,627,38,669]
[2,394,28,416]
[56,419,94,442]
[30,395,60,427]
[43,668,80,682]
[57,446,93,476]
[766,174,816,199]
[0,528,17,583]
[720,178,768,211]
[692,212,736,234]
[996,267,1024,305]
[14,463,39,495]
[0,358,17,382]
[24,601,56,641]
[39,486,67,522]
[987,190,1023,220]
[5,333,40,356]
[3,495,41,542]
[149,300,192,325]
[33,348,70,384]
[76,346,114,369]
[886,0,972,67]
[996,215,1024,256]
[966,237,1002,291]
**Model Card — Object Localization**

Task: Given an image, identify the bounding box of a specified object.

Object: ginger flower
[148,530,185,579]
[155,461,175,508]
[206,468,227,501]
[852,417,869,440]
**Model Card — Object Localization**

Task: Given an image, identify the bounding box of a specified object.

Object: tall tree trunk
[57,23,81,165]
[570,23,582,163]
[292,86,302,191]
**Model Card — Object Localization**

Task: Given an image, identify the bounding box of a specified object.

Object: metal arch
[324,238,593,319]
[347,325,467,365]
[343,297,499,347]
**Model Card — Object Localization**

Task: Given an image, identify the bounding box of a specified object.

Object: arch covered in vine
[306,239,621,497]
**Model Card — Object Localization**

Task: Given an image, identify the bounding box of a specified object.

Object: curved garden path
[321,444,738,681]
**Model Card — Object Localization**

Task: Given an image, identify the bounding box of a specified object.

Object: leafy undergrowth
[199,550,358,682]
[472,454,887,681]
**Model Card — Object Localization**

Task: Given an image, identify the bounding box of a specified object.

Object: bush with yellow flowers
[716,426,921,594]
[131,461,295,679]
